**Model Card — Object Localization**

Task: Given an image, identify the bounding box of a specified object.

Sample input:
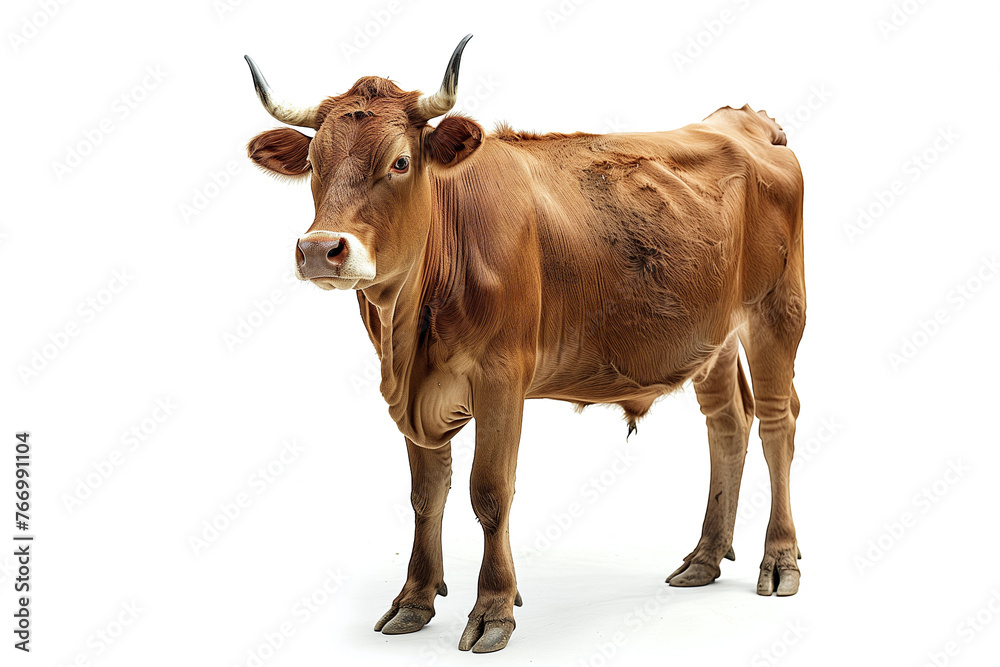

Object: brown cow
[245,34,805,653]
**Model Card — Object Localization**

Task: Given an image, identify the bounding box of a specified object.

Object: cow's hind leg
[374,438,451,634]
[743,274,806,596]
[668,333,754,587]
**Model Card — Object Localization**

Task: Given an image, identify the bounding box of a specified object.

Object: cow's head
[245,35,481,292]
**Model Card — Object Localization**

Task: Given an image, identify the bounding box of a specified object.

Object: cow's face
[244,36,480,292]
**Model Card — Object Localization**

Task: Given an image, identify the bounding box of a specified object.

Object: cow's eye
[391,156,410,173]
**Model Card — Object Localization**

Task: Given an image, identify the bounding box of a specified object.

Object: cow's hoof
[459,616,515,653]
[666,561,720,587]
[374,605,434,634]
[757,550,800,596]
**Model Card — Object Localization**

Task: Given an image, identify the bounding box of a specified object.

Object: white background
[3,0,999,665]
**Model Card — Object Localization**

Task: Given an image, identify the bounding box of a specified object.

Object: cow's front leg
[458,378,525,653]
[374,438,451,634]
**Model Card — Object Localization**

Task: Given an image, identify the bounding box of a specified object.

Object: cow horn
[414,34,473,122]
[244,55,322,130]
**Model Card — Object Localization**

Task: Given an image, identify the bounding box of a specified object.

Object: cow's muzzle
[295,231,376,289]
[297,234,347,277]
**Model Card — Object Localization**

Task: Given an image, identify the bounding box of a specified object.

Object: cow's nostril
[327,239,346,260]
[296,234,353,278]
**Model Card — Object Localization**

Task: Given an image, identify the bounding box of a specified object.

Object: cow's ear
[247,128,312,179]
[424,116,482,167]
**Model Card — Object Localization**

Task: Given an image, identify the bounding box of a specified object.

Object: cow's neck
[359,174,473,430]
[360,266,420,421]
[360,222,445,425]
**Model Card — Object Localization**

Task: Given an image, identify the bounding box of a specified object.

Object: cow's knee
[698,388,753,444]
[706,409,749,446]
[471,483,511,534]
[756,401,796,432]
[411,487,447,519]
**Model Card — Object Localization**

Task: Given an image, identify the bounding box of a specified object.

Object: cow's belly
[526,315,734,407]
[527,227,744,405]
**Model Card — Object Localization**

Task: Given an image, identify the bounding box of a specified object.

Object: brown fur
[248,127,311,178]
[425,115,483,164]
[250,76,806,652]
